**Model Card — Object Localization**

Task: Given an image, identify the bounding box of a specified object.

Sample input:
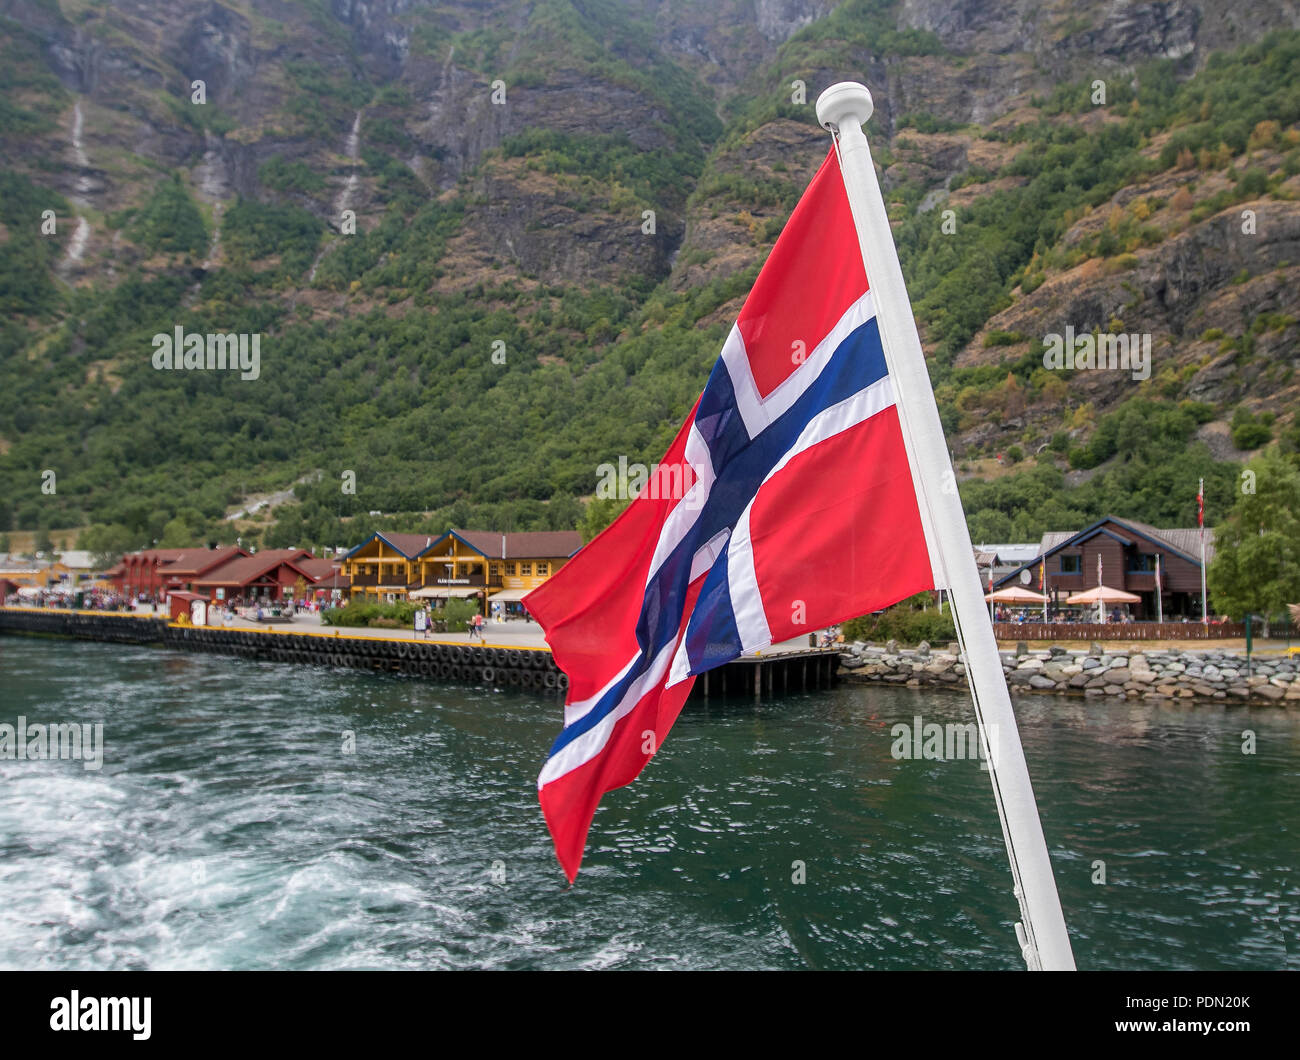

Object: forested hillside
[0,0,1297,556]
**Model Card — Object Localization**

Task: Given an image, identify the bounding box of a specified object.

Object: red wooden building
[106,546,352,606]
[157,547,247,594]
[106,548,245,600]
[192,549,319,604]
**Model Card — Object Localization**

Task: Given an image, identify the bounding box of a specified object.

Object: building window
[506,562,517,576]
[1059,555,1081,574]
[520,563,532,576]
[535,562,549,577]
[1128,553,1157,573]
[491,563,504,576]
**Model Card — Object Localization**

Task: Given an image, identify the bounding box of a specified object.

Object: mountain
[0,0,1297,554]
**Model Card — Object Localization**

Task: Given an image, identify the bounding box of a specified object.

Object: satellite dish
[1019,570,1032,585]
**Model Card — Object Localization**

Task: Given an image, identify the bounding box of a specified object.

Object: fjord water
[1,638,1295,971]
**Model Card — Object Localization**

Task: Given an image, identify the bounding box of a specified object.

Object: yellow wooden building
[341,529,581,613]
[0,558,71,588]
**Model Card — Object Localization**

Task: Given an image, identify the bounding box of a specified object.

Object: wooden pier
[699,648,841,702]
[0,607,840,700]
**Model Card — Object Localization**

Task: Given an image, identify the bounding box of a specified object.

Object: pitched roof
[160,547,248,576]
[344,532,436,559]
[1121,519,1216,565]
[380,532,438,557]
[1037,519,1214,565]
[1039,531,1075,553]
[451,529,582,559]
[124,548,192,564]
[192,549,317,587]
[296,557,344,583]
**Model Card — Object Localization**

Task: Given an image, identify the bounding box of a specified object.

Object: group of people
[994,607,1132,623]
[993,606,1219,624]
[994,606,1067,623]
[414,606,488,640]
[4,587,142,611]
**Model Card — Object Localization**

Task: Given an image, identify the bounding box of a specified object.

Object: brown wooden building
[993,517,1216,620]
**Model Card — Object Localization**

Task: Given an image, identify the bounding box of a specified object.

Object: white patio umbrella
[984,586,1049,604]
[1066,584,1141,623]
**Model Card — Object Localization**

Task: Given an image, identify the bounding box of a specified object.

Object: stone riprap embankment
[840,641,1300,704]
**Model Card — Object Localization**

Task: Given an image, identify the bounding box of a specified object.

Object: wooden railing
[348,571,409,588]
[993,622,1248,640]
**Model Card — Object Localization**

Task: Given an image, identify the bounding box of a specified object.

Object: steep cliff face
[629,0,836,95]
[898,0,1300,66]
[8,0,1292,291]
[947,160,1300,453]
[3,0,730,274]
[0,0,1297,535]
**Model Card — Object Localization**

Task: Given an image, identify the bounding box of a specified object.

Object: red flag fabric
[525,152,936,881]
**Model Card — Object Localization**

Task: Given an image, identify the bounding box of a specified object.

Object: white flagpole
[1199,478,1208,625]
[1097,553,1104,625]
[1156,554,1163,624]
[817,83,1075,971]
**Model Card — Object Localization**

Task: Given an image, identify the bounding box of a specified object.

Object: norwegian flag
[524,151,937,882]
[1197,479,1205,530]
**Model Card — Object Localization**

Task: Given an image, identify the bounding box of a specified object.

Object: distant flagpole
[1097,552,1104,624]
[817,82,1075,971]
[1198,478,1208,625]
[1041,560,1047,625]
[1155,553,1163,624]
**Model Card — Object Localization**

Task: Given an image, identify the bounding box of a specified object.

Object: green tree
[158,518,195,548]
[158,507,210,547]
[79,523,139,568]
[130,174,207,256]
[545,491,583,531]
[1207,450,1300,634]
[1230,407,1273,449]
[578,496,629,542]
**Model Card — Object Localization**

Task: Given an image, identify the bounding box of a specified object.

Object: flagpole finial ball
[816,82,874,133]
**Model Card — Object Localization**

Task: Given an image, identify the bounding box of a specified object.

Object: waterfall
[183,131,231,306]
[308,109,364,284]
[332,109,363,221]
[60,101,92,271]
